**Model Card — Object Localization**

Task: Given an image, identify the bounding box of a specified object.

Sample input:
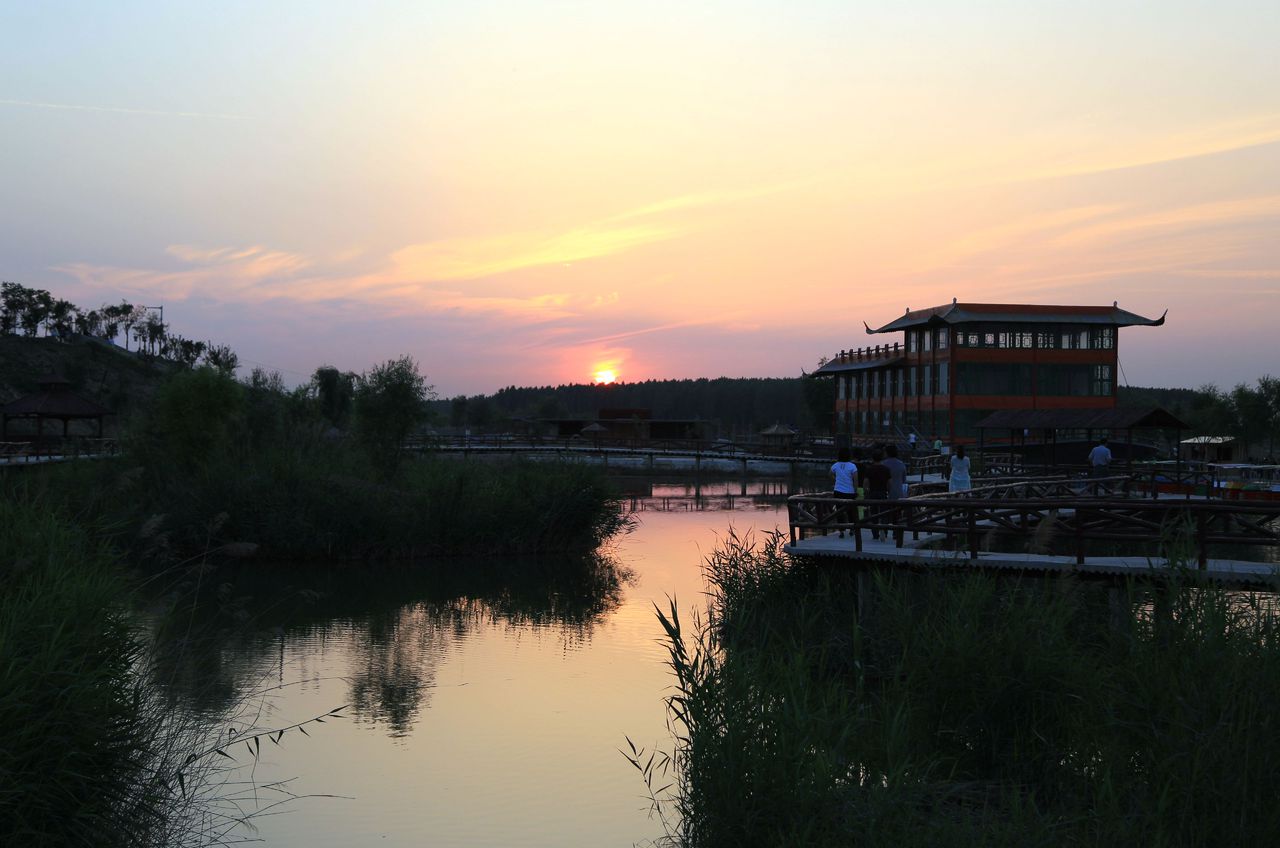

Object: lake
[167,476,807,847]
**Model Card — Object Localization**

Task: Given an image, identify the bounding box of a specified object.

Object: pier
[785,487,1280,588]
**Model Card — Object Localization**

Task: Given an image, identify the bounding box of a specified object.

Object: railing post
[1076,507,1087,565]
[968,507,978,560]
[1197,510,1208,569]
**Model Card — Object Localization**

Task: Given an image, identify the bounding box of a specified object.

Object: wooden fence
[787,492,1280,568]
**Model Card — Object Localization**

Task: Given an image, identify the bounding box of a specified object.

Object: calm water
[166,477,805,847]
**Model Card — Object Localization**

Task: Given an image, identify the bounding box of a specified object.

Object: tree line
[1,280,240,372]
[435,376,834,437]
[1121,379,1280,462]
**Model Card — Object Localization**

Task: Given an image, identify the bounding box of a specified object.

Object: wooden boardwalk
[785,532,1280,587]
[785,489,1280,589]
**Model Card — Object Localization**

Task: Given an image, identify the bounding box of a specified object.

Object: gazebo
[760,423,799,453]
[1,375,113,445]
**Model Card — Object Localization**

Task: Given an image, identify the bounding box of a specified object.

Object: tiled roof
[868,302,1166,334]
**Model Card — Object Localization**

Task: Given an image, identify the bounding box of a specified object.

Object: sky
[2,0,1278,394]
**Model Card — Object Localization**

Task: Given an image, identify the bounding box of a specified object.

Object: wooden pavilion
[1,375,113,445]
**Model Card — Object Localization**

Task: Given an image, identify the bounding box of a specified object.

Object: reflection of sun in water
[593,368,618,384]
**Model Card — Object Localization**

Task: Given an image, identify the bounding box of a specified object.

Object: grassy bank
[15,366,629,561]
[637,533,1280,846]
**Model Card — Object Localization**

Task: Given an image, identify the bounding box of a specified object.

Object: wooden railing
[0,438,119,463]
[787,493,1280,568]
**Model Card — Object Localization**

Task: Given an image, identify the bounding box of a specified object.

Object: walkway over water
[785,489,1280,588]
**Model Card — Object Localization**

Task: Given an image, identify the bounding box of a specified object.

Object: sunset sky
[3,1,1277,394]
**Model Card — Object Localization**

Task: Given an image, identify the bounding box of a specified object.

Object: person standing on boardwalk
[1088,437,1113,478]
[882,444,908,540]
[883,444,908,500]
[862,448,892,540]
[947,444,971,493]
[830,447,858,538]
[932,434,943,454]
[907,432,918,455]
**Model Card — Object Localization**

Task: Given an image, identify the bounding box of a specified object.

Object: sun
[593,368,618,384]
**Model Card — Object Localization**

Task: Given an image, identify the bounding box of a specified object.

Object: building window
[939,362,949,394]
[984,332,996,346]
[922,330,932,353]
[1061,328,1091,350]
[908,331,918,353]
[908,366,916,397]
[937,329,948,350]
[1092,327,1115,350]
[1036,330,1056,349]
[956,363,1034,396]
[1092,364,1113,395]
[956,333,967,346]
[1039,363,1112,396]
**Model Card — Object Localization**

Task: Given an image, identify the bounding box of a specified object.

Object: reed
[633,532,1280,847]
[21,440,629,562]
[0,498,348,846]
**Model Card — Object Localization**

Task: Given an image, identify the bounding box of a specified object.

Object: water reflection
[141,477,794,847]
[150,553,632,738]
[615,473,822,513]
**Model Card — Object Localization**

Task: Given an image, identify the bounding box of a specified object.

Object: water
[163,477,802,847]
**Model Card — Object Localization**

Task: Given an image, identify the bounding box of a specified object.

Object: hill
[0,335,180,434]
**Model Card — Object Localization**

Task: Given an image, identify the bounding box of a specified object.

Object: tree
[142,312,167,355]
[151,367,245,466]
[311,366,357,426]
[166,336,206,368]
[48,299,75,339]
[1257,376,1280,460]
[449,394,469,428]
[204,344,240,377]
[353,355,435,475]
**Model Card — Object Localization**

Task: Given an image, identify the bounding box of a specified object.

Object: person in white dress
[948,444,971,493]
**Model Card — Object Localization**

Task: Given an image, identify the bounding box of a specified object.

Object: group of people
[831,435,1121,539]
[829,444,910,540]
[829,437,973,540]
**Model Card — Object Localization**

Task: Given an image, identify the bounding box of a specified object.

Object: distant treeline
[1121,380,1279,460]
[433,377,1279,457]
[432,377,835,438]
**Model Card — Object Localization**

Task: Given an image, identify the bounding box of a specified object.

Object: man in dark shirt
[861,448,891,541]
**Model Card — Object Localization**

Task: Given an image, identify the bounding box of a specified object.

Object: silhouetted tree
[312,365,358,426]
[204,344,240,377]
[353,355,435,476]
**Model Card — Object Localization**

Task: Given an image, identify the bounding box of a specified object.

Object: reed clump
[635,532,1280,847]
[22,367,629,561]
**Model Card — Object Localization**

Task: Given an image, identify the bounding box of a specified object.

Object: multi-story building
[813,301,1166,443]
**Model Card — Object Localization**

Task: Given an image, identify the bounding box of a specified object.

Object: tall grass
[0,500,161,845]
[22,444,629,562]
[634,532,1280,847]
[0,499,345,846]
[13,365,629,562]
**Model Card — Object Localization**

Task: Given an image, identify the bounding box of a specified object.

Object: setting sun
[593,368,618,384]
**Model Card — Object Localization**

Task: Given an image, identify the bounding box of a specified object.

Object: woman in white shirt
[830,448,858,537]
[948,444,971,493]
